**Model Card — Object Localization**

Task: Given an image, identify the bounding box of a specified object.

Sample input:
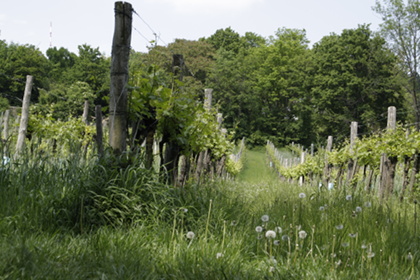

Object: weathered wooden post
[194,88,213,182]
[15,75,33,157]
[82,100,89,125]
[379,106,397,198]
[323,136,333,188]
[299,151,306,186]
[109,1,132,155]
[2,109,10,141]
[95,105,103,157]
[346,121,358,185]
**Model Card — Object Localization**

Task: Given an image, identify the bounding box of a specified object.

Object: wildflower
[299,193,306,199]
[186,231,195,239]
[273,240,280,246]
[265,230,276,239]
[298,230,307,239]
[261,215,269,222]
[281,235,289,241]
[275,226,282,233]
[355,206,362,213]
[216,252,224,259]
[319,206,325,211]
[346,195,352,201]
[255,226,263,233]
[407,252,413,261]
[335,224,344,230]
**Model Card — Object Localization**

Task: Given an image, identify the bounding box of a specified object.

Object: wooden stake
[95,105,103,157]
[15,75,33,156]
[109,1,132,155]
[82,100,89,124]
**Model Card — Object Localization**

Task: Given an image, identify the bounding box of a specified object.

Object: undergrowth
[0,149,419,279]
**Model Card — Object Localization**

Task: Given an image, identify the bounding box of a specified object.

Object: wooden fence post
[299,151,306,186]
[346,121,358,186]
[379,106,397,198]
[2,109,10,141]
[323,135,333,188]
[15,75,33,157]
[82,100,89,125]
[95,105,103,157]
[109,1,132,155]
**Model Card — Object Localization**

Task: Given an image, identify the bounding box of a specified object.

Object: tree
[0,41,50,106]
[374,0,420,129]
[310,25,404,141]
[249,28,312,145]
[46,47,76,82]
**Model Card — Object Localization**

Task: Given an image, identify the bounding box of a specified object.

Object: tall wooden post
[109,1,132,155]
[82,100,89,124]
[347,121,358,185]
[15,75,33,156]
[323,136,333,188]
[95,105,103,157]
[3,109,10,141]
[379,106,398,198]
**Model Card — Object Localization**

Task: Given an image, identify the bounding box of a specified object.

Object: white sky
[0,0,383,56]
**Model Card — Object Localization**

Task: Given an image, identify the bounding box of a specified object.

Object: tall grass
[0,146,418,279]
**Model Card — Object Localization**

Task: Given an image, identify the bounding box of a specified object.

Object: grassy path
[236,147,278,183]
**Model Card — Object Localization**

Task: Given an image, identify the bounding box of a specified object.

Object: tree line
[0,0,418,149]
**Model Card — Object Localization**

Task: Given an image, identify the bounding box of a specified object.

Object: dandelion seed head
[367,252,375,258]
[275,226,282,233]
[265,230,276,239]
[281,235,289,241]
[349,233,357,238]
[298,230,307,239]
[364,201,372,207]
[216,253,224,259]
[269,266,275,273]
[346,195,352,201]
[186,231,195,239]
[230,220,237,226]
[335,224,344,230]
[257,234,263,240]
[299,193,306,199]
[407,252,413,261]
[261,215,269,222]
[255,226,263,233]
[181,208,188,213]
[355,206,362,213]
[319,206,325,211]
[273,240,280,246]
[361,244,368,249]
[341,242,349,248]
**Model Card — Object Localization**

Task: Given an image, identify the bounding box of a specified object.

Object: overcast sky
[0,0,383,56]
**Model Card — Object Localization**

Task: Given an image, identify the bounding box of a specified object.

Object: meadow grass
[0,147,419,279]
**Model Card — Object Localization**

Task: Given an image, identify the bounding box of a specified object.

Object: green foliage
[0,41,50,105]
[29,114,95,155]
[311,25,404,141]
